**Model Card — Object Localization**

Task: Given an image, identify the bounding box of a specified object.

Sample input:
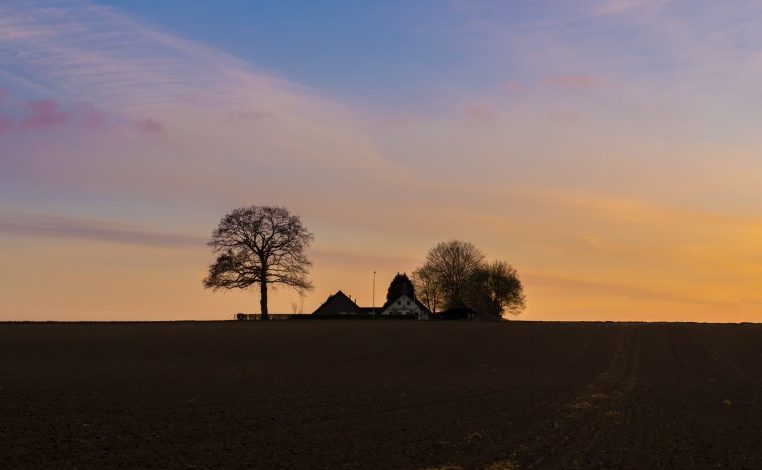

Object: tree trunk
[260,278,269,320]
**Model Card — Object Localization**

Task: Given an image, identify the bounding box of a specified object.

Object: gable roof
[382,293,432,315]
[312,290,361,315]
[415,298,433,315]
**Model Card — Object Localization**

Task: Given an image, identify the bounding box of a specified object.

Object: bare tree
[203,206,314,320]
[412,265,443,313]
[414,240,526,317]
[466,261,526,317]
[423,240,485,308]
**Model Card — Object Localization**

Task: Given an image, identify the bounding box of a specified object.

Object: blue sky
[96,0,486,109]
[3,0,762,321]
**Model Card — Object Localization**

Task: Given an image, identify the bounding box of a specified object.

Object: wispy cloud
[0,0,391,168]
[0,1,245,110]
[0,0,399,219]
[0,210,207,248]
[525,271,734,308]
[21,99,69,129]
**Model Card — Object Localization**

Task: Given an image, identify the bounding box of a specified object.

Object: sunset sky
[2,0,762,322]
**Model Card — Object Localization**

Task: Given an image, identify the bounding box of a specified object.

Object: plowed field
[2,321,762,469]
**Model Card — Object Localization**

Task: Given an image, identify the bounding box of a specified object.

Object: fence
[234,313,418,321]
[235,313,293,321]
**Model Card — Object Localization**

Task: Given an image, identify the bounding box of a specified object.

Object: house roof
[313,290,433,316]
[381,293,432,315]
[312,290,361,315]
[415,298,433,315]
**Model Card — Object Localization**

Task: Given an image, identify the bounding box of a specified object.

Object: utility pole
[372,271,376,315]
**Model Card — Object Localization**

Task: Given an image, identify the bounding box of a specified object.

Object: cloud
[0,0,393,200]
[0,89,7,106]
[525,271,734,307]
[0,98,112,133]
[0,210,206,248]
[0,1,372,126]
[21,99,69,129]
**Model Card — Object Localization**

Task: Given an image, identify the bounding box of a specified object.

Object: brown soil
[2,321,762,469]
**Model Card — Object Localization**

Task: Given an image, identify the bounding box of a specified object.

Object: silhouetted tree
[414,240,526,317]
[421,240,486,308]
[412,265,443,313]
[203,206,314,320]
[466,261,526,317]
[386,272,415,305]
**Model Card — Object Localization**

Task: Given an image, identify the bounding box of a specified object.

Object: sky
[2,0,762,322]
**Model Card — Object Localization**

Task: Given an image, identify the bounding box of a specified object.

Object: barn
[311,291,365,316]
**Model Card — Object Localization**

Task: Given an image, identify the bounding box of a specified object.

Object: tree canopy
[423,240,485,309]
[386,272,415,306]
[413,240,525,317]
[465,261,526,317]
[412,264,443,313]
[203,205,314,319]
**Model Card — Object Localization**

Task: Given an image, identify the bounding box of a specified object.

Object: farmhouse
[379,292,430,319]
[312,289,431,320]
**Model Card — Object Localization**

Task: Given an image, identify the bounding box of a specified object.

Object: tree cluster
[412,240,525,317]
[203,205,526,321]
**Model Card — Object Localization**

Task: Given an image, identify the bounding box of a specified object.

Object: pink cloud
[21,100,70,129]
[13,100,111,133]
[135,118,164,135]
[543,75,600,88]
